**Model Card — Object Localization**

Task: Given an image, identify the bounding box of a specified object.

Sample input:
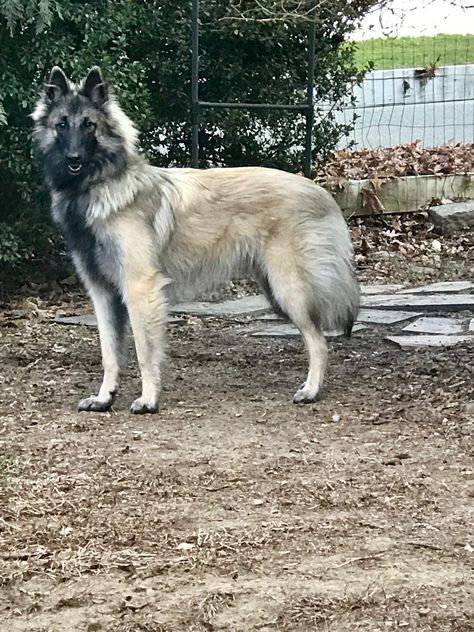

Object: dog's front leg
[78,283,128,412]
[125,272,168,415]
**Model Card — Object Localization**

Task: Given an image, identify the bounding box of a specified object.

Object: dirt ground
[1,282,474,631]
[1,212,474,631]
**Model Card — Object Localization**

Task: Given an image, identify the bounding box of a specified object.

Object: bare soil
[1,293,473,631]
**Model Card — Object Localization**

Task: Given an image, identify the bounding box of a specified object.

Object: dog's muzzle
[67,158,83,176]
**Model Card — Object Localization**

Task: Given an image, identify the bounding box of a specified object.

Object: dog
[32,66,359,414]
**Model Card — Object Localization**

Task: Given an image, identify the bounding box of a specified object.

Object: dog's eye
[83,120,96,129]
[56,120,67,131]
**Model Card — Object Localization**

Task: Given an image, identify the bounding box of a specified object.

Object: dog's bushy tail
[301,194,360,336]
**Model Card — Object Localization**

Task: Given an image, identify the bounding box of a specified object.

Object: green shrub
[0,0,373,271]
[0,223,26,265]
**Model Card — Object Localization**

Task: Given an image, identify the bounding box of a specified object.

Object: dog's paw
[130,397,159,415]
[293,384,321,405]
[78,395,113,412]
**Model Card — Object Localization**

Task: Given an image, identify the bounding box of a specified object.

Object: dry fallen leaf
[313,141,474,188]
[361,184,385,213]
[176,542,195,551]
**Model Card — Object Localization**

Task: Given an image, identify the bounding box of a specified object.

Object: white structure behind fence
[331,64,474,149]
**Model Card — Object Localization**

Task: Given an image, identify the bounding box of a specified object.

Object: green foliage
[0,0,63,35]
[0,0,370,269]
[0,222,26,264]
[354,34,474,71]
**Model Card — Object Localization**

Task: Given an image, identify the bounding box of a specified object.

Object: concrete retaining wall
[328,173,474,217]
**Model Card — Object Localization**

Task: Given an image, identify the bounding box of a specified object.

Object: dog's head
[32,66,138,190]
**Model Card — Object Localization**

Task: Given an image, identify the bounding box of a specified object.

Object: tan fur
[84,163,359,412]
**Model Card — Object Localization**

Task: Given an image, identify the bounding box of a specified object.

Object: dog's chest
[59,197,123,289]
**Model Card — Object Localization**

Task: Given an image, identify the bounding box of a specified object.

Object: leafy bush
[0,0,373,270]
[0,223,26,264]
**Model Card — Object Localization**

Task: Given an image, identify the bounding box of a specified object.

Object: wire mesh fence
[337,34,474,149]
[317,30,474,216]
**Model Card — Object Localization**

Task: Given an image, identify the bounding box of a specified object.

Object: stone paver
[254,313,283,321]
[428,200,474,235]
[402,317,466,335]
[54,282,474,351]
[251,323,367,338]
[170,295,270,317]
[360,284,404,295]
[250,324,298,338]
[362,293,474,312]
[386,334,473,349]
[55,314,98,327]
[56,314,184,327]
[251,308,418,325]
[357,309,420,325]
[398,281,473,294]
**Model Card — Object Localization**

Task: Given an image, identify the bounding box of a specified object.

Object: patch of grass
[353,34,474,70]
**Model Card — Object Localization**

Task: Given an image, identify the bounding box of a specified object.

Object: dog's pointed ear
[45,66,69,102]
[82,66,108,107]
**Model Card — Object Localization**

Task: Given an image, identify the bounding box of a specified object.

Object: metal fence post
[304,20,316,178]
[191,2,316,177]
[191,0,199,168]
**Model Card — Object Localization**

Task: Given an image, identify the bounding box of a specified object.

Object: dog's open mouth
[67,162,83,176]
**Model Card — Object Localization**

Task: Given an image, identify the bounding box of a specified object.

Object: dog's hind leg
[291,323,328,404]
[78,283,128,412]
[259,252,328,404]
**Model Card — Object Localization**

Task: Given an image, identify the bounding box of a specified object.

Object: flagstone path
[56,281,474,349]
